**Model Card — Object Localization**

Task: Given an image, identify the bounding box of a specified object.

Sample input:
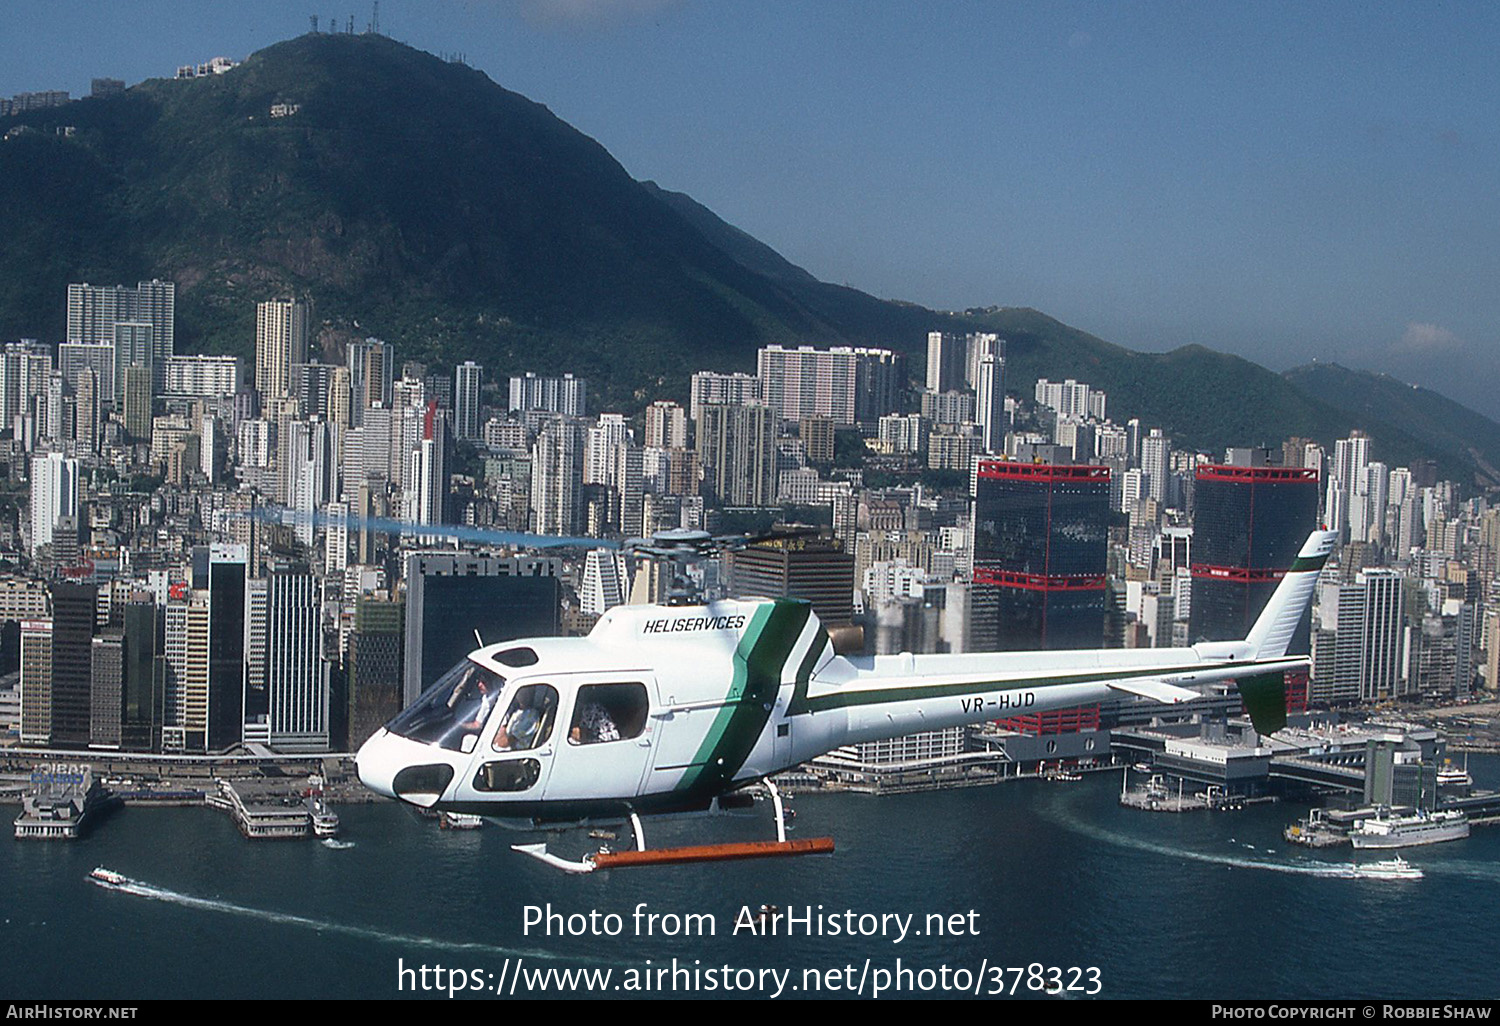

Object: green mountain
[1283,363,1500,486]
[0,32,1496,486]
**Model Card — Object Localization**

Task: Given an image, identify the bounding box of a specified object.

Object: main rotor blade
[237,505,621,550]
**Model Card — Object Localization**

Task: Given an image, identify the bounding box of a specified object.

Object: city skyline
[2,2,1498,418]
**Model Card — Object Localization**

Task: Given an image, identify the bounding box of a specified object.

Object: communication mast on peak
[309,14,319,33]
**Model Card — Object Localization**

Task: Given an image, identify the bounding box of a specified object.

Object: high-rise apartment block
[644,401,688,449]
[1311,569,1405,705]
[454,361,482,441]
[67,279,175,391]
[29,452,79,557]
[696,403,776,507]
[347,338,394,427]
[255,298,310,402]
[509,372,586,417]
[756,345,902,425]
[689,371,761,420]
[926,331,965,393]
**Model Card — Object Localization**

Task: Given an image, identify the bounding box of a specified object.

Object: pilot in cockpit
[458,677,501,735]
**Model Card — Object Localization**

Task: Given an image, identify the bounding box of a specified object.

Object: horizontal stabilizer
[1106,678,1202,704]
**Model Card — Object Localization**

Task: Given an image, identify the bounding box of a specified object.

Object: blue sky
[4,1,1498,416]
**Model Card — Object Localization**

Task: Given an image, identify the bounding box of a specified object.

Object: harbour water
[5,755,1498,999]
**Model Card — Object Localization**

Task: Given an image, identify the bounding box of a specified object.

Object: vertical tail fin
[1233,528,1337,736]
[1244,529,1338,660]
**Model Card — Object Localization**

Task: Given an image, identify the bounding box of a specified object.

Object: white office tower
[67,280,174,391]
[974,336,1005,455]
[454,360,482,441]
[1311,569,1406,704]
[1351,461,1390,546]
[531,418,585,536]
[1119,466,1146,515]
[200,414,221,483]
[387,382,427,490]
[689,371,760,420]
[29,452,79,556]
[264,569,329,753]
[255,298,309,401]
[926,331,964,393]
[404,411,447,533]
[1141,428,1171,504]
[964,332,999,390]
[1329,432,1370,543]
[580,549,628,616]
[242,579,269,744]
[346,338,394,427]
[1387,467,1416,556]
[284,418,339,546]
[645,401,688,449]
[324,501,349,575]
[586,413,630,486]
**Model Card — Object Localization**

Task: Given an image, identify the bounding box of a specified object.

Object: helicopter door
[541,680,655,802]
[457,683,560,802]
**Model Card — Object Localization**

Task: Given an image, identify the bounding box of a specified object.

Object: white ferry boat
[439,811,484,830]
[1437,758,1472,790]
[309,799,341,839]
[1350,808,1469,850]
[1348,856,1422,881]
[305,776,340,838]
[89,867,128,887]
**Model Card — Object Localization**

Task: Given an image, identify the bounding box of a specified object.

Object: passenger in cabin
[493,686,556,751]
[570,699,620,744]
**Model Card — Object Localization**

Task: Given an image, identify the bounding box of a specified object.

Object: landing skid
[511,780,834,873]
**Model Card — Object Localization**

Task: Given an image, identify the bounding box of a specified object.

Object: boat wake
[87,870,613,962]
[1414,860,1500,885]
[1042,809,1398,879]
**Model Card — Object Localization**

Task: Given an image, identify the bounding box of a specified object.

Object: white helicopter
[354,521,1338,872]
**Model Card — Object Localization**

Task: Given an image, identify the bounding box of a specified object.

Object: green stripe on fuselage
[674,599,810,797]
[788,659,1293,714]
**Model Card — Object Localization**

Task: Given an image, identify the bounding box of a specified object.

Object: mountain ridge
[1,32,1495,486]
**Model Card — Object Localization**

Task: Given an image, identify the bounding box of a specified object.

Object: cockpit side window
[384,658,507,752]
[492,684,558,752]
[568,683,649,745]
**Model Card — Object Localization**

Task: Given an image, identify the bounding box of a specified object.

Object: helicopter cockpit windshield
[385,658,507,753]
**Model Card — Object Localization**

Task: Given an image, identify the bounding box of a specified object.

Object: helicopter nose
[355,730,399,799]
[356,730,458,808]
